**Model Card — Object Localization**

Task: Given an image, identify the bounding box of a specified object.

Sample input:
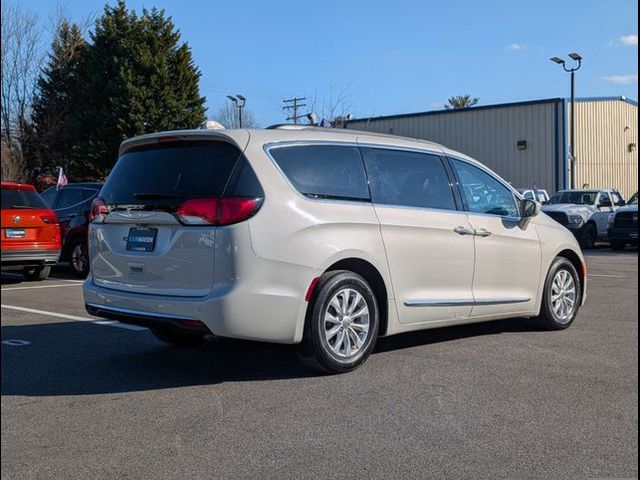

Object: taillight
[90,197,108,223]
[176,197,262,226]
[40,212,59,224]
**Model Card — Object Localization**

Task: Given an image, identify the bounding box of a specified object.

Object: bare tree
[445,95,479,110]
[305,83,354,126]
[1,1,44,176]
[214,101,258,129]
[1,140,26,181]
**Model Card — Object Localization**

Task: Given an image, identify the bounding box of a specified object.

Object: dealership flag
[57,167,68,189]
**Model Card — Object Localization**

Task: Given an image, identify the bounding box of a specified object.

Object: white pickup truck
[541,189,626,249]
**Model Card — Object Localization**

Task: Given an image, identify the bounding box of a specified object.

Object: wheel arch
[324,257,389,336]
[62,229,88,260]
[556,248,586,293]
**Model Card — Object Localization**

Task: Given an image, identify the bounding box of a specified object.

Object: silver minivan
[84,127,587,373]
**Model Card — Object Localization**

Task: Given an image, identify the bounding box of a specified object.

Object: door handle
[454,226,475,236]
[474,228,492,237]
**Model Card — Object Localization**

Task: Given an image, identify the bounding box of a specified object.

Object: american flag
[57,167,68,189]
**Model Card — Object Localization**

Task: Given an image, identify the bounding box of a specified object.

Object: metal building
[345,97,638,197]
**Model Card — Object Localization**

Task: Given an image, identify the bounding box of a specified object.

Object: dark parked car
[41,183,102,277]
[608,192,638,250]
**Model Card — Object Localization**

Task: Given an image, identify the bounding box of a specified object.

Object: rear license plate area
[126,227,157,252]
[5,229,26,239]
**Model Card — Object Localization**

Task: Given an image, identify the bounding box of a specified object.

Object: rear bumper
[85,303,211,334]
[1,249,60,268]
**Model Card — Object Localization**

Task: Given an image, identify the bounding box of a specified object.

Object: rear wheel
[579,223,597,250]
[23,265,51,281]
[610,239,626,251]
[69,238,90,278]
[536,257,581,330]
[150,328,207,346]
[298,270,379,374]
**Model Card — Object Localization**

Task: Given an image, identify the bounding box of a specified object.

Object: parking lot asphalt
[1,248,638,479]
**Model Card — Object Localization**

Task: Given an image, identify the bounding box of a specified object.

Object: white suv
[84,127,587,373]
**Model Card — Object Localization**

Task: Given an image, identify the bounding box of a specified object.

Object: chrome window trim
[404,297,531,307]
[372,202,469,216]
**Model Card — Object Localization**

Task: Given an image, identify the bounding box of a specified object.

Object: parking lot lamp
[551,53,583,189]
[226,94,247,128]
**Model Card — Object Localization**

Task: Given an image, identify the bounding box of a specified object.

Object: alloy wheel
[323,287,370,359]
[550,269,577,324]
[71,244,87,273]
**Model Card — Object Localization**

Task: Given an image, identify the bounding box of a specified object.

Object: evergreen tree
[71,1,206,179]
[28,21,86,177]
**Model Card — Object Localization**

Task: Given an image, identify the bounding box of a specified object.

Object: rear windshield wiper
[133,193,185,200]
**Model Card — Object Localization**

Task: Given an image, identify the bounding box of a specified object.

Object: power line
[282,97,307,124]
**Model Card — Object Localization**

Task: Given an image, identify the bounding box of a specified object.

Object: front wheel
[298,270,379,374]
[536,257,582,330]
[579,223,597,250]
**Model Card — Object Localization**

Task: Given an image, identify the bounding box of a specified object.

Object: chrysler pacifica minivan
[84,127,586,373]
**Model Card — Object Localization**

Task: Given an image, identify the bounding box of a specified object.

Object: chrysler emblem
[12,215,21,224]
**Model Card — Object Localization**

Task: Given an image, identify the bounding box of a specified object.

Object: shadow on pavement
[1,315,541,397]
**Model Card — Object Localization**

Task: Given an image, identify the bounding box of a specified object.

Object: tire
[23,265,51,281]
[610,239,626,251]
[298,270,379,374]
[536,257,582,330]
[150,328,207,346]
[69,237,90,278]
[579,223,597,250]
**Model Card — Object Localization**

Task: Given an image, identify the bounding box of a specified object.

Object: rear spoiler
[118,129,250,157]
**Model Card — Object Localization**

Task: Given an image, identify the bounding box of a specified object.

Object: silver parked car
[84,127,587,373]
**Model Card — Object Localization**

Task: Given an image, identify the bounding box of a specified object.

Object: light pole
[551,53,582,189]
[226,94,247,128]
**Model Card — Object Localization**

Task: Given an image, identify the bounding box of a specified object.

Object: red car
[1,182,61,280]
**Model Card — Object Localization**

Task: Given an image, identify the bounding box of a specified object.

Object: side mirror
[521,199,541,218]
[617,200,627,207]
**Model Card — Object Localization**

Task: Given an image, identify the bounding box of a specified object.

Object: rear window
[1,187,48,210]
[100,141,245,206]
[269,145,370,201]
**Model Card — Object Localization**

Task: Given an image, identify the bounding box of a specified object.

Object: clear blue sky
[22,0,639,126]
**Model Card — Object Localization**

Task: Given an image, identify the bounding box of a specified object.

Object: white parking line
[1,283,84,292]
[0,304,146,331]
[589,274,626,278]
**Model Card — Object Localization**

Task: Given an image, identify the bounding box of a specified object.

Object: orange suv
[1,182,61,280]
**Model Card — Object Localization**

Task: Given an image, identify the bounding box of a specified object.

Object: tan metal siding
[572,100,638,198]
[347,102,559,193]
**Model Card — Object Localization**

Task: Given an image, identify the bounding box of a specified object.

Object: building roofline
[346,96,637,124]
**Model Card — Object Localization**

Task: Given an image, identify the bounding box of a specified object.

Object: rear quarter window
[269,145,370,201]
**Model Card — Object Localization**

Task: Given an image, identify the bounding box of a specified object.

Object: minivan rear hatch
[90,133,255,297]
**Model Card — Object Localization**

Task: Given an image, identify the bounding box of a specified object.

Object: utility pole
[282,97,307,124]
